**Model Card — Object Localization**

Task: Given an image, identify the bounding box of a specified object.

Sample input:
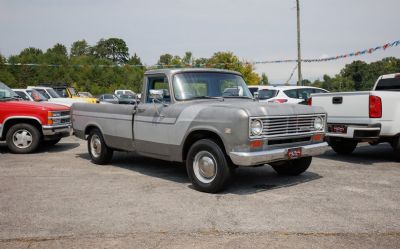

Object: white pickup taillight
[369,95,382,118]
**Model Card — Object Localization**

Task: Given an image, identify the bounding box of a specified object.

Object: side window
[146,76,170,103]
[15,91,30,100]
[283,89,298,99]
[313,89,328,94]
[297,88,314,100]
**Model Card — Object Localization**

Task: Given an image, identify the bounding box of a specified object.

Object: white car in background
[249,85,328,104]
[27,86,86,107]
[13,88,48,102]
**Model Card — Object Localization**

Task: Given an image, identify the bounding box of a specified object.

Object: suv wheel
[270,157,312,176]
[186,139,232,193]
[328,138,358,155]
[87,129,113,164]
[6,123,41,154]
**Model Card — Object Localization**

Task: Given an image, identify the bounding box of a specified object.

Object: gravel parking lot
[1,137,399,248]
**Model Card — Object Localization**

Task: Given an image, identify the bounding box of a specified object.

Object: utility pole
[296,0,303,86]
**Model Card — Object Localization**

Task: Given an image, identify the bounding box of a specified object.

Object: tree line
[0,37,399,95]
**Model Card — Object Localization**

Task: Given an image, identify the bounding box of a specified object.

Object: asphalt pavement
[0,137,399,248]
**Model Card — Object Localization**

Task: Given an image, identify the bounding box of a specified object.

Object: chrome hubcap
[193,151,217,183]
[90,135,102,158]
[13,129,33,149]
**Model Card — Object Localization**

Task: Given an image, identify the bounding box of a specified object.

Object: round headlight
[251,119,263,136]
[314,117,324,130]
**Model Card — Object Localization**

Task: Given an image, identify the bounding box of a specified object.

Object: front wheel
[328,138,358,155]
[6,123,41,154]
[186,139,233,193]
[87,129,113,165]
[270,157,312,176]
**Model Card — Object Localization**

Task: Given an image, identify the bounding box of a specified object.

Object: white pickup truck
[311,73,400,157]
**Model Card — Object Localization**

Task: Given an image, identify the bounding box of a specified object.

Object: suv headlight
[314,116,324,130]
[250,119,263,136]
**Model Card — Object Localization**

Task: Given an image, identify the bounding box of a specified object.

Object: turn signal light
[250,140,263,148]
[312,133,324,142]
[369,95,382,118]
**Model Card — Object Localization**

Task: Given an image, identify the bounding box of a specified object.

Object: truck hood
[5,100,70,111]
[48,98,87,107]
[181,99,325,116]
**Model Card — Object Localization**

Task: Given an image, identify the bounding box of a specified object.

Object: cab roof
[144,68,242,77]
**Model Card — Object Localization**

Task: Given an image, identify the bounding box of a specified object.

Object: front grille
[251,114,325,138]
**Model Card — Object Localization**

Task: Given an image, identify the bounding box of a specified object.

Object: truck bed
[72,103,136,151]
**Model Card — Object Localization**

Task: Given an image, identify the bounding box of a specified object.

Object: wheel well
[84,125,100,137]
[1,119,42,140]
[182,130,226,161]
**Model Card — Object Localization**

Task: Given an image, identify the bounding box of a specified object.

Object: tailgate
[311,92,371,124]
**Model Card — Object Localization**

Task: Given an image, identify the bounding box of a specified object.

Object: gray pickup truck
[72,68,328,193]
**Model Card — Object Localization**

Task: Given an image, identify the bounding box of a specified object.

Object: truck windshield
[375,77,400,91]
[27,90,48,101]
[0,82,20,100]
[173,72,252,100]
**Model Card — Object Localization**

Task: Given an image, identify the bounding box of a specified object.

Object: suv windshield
[173,72,252,100]
[375,77,400,91]
[0,82,19,100]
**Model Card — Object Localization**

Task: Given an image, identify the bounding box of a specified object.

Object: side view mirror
[253,92,259,100]
[149,89,164,102]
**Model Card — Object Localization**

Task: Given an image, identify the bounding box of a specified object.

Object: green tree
[182,52,193,65]
[158,54,173,65]
[92,38,129,63]
[127,53,142,65]
[260,73,269,85]
[207,52,260,85]
[70,40,90,57]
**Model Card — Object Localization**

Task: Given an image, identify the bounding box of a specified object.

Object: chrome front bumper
[229,142,329,166]
[42,125,71,138]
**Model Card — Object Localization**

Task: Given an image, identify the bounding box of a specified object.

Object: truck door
[134,75,174,158]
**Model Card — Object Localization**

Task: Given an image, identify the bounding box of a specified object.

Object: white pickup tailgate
[311,92,371,124]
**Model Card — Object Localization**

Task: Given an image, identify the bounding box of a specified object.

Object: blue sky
[1,0,399,83]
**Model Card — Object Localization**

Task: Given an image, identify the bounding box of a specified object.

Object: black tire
[390,137,400,161]
[328,138,358,155]
[87,128,113,165]
[186,139,233,193]
[42,138,61,147]
[6,123,41,154]
[270,157,312,176]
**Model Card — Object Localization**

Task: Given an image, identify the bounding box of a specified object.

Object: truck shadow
[318,143,398,165]
[79,151,322,195]
[0,142,80,154]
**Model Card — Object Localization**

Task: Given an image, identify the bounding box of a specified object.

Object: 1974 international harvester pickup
[72,69,329,193]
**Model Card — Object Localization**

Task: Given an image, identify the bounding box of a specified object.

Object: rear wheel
[186,139,233,193]
[390,137,400,161]
[270,157,312,176]
[87,129,113,164]
[328,138,358,155]
[6,123,41,154]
